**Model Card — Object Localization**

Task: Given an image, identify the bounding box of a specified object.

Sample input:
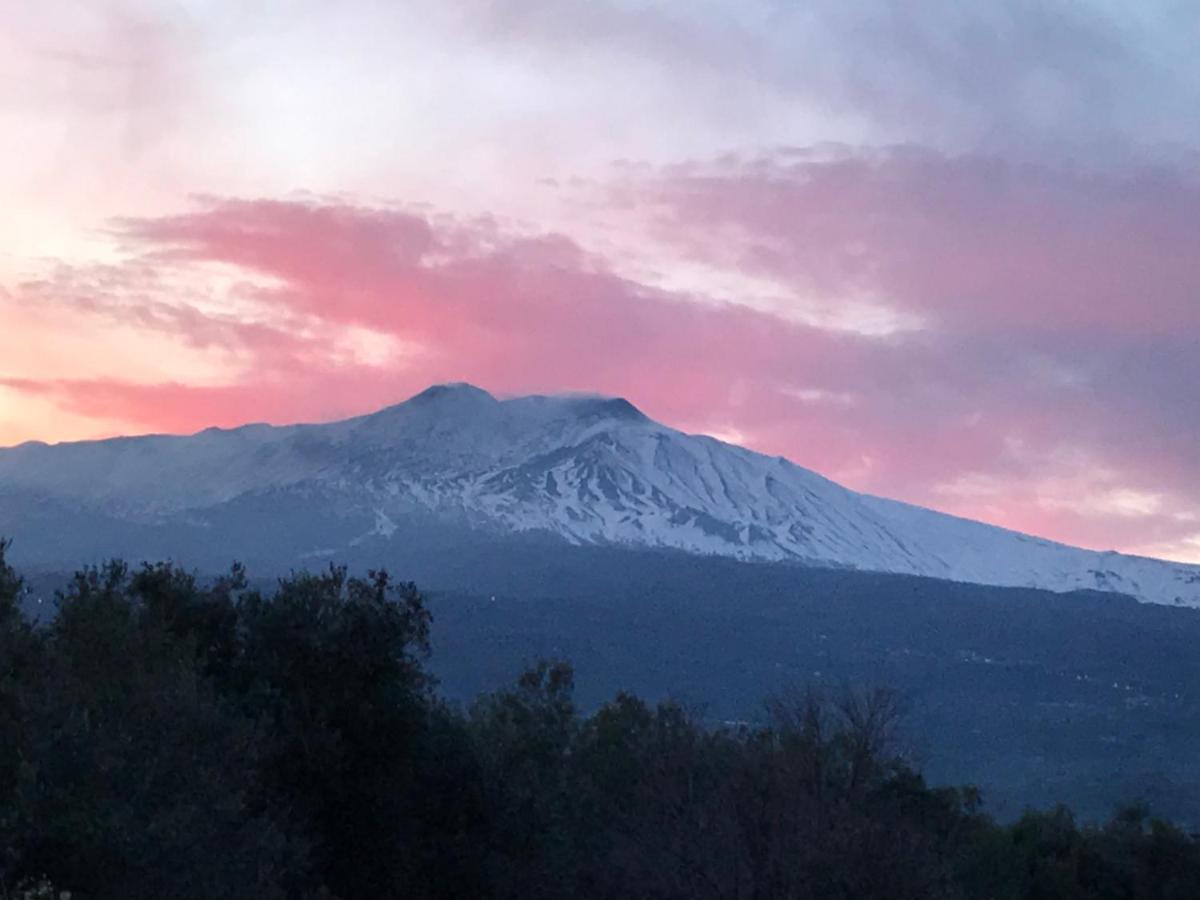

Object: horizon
[2,2,1198,564]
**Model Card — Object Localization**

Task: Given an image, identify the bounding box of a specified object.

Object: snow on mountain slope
[2,383,1198,606]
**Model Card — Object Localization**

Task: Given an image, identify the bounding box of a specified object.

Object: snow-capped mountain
[2,383,1198,606]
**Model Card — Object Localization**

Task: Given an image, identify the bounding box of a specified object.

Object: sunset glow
[3,1,1199,562]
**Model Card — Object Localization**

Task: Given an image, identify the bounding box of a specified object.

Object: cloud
[453,0,1200,162]
[6,195,910,444]
[631,149,1200,333]
[622,149,1200,470]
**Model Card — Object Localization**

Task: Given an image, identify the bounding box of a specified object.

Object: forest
[2,539,1199,899]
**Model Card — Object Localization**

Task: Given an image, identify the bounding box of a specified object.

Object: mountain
[2,382,1198,606]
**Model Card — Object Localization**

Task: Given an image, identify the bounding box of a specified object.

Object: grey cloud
[457,0,1200,162]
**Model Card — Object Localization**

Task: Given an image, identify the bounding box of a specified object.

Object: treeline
[1,542,1199,898]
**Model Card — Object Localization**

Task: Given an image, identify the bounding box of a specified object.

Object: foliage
[1,544,1199,897]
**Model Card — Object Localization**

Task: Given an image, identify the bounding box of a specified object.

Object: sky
[2,0,1199,563]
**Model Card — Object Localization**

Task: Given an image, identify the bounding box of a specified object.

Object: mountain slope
[1,382,1197,606]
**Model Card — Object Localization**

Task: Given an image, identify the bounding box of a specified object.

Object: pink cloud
[113,197,866,416]
[634,150,1200,336]
[0,374,414,436]
[627,151,1200,486]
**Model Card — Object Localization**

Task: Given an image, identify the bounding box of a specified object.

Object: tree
[0,539,38,890]
[236,566,435,897]
[12,560,292,898]
[468,660,579,897]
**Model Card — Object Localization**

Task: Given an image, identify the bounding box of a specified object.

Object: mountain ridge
[1,382,1198,606]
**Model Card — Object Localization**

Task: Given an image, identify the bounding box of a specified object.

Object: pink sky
[2,1,1199,563]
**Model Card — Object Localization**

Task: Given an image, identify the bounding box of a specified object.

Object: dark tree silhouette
[1,543,1199,899]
